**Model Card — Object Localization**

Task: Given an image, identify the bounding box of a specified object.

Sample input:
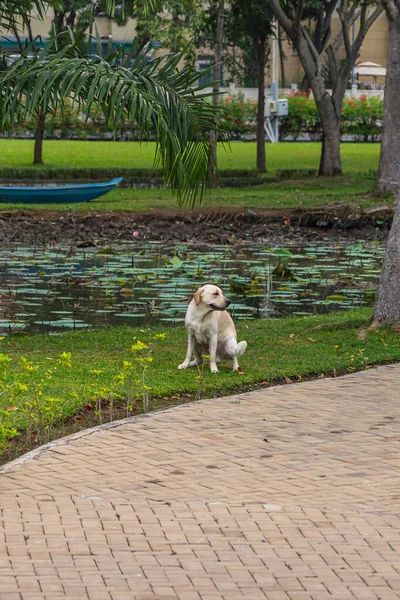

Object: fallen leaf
[6,406,19,411]
[284,377,292,384]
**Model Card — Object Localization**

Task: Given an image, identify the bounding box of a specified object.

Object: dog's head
[193,284,231,311]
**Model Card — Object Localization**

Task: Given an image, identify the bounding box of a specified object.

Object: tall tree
[375,0,400,194]
[0,0,46,163]
[298,1,337,93]
[135,0,201,59]
[234,0,274,173]
[209,0,224,187]
[30,0,136,164]
[372,0,400,326]
[268,0,382,176]
[200,0,274,173]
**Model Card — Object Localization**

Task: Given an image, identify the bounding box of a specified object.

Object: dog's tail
[237,340,247,356]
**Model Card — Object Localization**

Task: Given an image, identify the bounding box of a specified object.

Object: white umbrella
[354,62,386,88]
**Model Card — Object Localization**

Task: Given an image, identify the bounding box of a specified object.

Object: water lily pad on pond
[0,238,385,334]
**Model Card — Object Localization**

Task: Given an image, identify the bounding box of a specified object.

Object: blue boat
[0,177,123,204]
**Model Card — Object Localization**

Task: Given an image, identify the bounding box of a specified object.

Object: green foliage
[198,0,274,87]
[13,102,111,139]
[134,0,202,60]
[0,335,166,458]
[221,94,257,137]
[0,350,73,453]
[1,36,226,206]
[340,95,384,142]
[279,93,384,141]
[279,93,322,141]
[11,93,384,143]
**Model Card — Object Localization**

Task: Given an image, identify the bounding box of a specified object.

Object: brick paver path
[1,364,400,600]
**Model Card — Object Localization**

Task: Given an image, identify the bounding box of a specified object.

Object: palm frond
[0,39,224,205]
[0,0,45,36]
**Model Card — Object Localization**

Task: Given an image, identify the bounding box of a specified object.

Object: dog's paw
[178,362,189,370]
[237,341,247,356]
[210,365,219,373]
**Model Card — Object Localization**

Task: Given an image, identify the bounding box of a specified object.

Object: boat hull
[0,178,123,204]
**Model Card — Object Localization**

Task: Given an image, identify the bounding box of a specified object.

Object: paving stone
[0,365,400,600]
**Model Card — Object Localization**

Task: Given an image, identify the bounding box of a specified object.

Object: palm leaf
[0,37,224,205]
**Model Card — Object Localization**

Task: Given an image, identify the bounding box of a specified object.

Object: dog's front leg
[209,334,219,373]
[178,332,195,370]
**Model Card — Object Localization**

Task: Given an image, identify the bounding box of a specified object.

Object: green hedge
[0,167,260,179]
[13,104,118,140]
[220,94,257,138]
[280,93,383,141]
[8,94,384,141]
[0,167,266,186]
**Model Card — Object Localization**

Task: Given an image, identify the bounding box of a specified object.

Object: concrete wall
[276,11,389,88]
[203,85,385,101]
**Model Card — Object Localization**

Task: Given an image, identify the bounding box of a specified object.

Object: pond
[0,239,384,335]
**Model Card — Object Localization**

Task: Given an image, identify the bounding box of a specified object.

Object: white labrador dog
[178,284,247,373]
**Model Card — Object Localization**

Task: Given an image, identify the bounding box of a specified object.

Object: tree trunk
[314,95,342,176]
[372,196,400,324]
[268,0,381,180]
[33,111,45,165]
[256,38,266,173]
[299,74,311,95]
[210,0,224,187]
[277,24,286,88]
[376,5,400,194]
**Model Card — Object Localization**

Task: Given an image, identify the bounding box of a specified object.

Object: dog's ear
[194,287,203,306]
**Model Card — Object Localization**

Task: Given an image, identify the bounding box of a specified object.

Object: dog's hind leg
[225,338,247,371]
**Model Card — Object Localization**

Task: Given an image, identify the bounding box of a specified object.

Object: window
[197,56,215,87]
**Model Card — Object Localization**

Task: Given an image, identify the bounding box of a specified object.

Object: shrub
[9,94,384,142]
[279,93,383,141]
[279,92,321,141]
[340,95,383,142]
[12,102,131,140]
[220,93,257,138]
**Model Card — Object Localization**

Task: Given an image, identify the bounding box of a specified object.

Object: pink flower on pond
[133,231,140,238]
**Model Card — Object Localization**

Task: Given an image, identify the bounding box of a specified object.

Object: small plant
[194,354,209,402]
[87,334,166,422]
[0,351,73,455]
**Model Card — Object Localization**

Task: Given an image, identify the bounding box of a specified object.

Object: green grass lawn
[1,309,399,435]
[0,176,380,212]
[0,140,386,212]
[0,139,380,174]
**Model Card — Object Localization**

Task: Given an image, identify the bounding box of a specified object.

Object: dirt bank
[0,203,392,245]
